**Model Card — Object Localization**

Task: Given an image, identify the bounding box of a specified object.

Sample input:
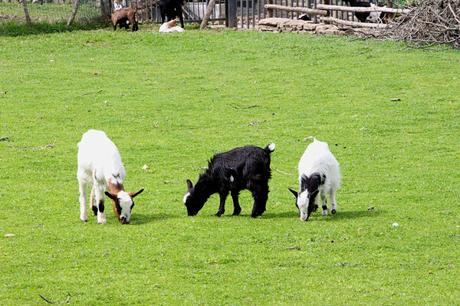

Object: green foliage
[0,30,459,305]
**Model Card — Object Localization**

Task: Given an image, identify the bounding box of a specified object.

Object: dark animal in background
[343,0,372,22]
[184,143,276,218]
[159,0,185,28]
[298,14,311,21]
[111,6,139,31]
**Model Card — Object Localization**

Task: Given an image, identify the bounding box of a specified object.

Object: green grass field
[0,29,459,304]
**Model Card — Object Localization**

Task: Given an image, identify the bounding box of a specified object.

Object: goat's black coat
[343,0,372,22]
[288,172,325,219]
[184,144,275,218]
[159,0,185,28]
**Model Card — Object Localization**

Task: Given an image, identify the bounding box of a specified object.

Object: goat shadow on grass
[325,209,382,221]
[262,209,381,220]
[262,211,298,219]
[131,213,177,225]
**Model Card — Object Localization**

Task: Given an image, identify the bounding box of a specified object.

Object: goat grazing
[77,129,144,224]
[184,143,276,218]
[159,0,185,28]
[111,5,138,31]
[289,137,340,221]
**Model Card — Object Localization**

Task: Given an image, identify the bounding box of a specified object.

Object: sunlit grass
[0,29,459,304]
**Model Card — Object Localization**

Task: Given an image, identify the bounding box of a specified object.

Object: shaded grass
[0,2,104,36]
[0,19,106,36]
[0,30,459,304]
[0,2,100,23]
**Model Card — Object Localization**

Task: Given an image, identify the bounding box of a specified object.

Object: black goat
[184,143,276,218]
[343,0,372,22]
[159,0,185,28]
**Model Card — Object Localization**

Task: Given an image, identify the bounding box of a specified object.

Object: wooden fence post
[200,0,217,29]
[226,0,237,27]
[267,0,272,17]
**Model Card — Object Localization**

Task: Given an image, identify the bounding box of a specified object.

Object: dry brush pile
[385,0,460,48]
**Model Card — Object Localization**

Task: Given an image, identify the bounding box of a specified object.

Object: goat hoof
[331,209,336,214]
[232,209,241,216]
[215,212,224,217]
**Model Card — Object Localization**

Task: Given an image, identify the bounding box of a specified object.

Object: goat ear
[104,191,117,201]
[288,188,298,198]
[186,179,193,191]
[129,188,144,198]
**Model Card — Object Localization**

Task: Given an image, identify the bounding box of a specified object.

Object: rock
[258,25,277,32]
[302,22,317,31]
[284,19,308,31]
[315,24,342,35]
[4,233,15,238]
[258,17,287,27]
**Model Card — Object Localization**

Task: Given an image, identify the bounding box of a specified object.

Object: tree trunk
[67,0,81,26]
[101,0,112,19]
[21,0,32,25]
[200,0,217,29]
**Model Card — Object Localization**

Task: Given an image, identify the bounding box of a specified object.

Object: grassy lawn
[0,29,459,304]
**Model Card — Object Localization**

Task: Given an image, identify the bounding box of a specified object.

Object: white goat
[366,3,384,23]
[289,137,341,221]
[159,19,185,33]
[77,129,143,224]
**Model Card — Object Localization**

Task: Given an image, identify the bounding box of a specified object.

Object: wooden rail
[321,16,388,28]
[264,4,328,16]
[317,4,411,14]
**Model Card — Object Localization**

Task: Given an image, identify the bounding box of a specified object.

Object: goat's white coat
[297,137,341,221]
[77,129,133,224]
[366,3,383,23]
[159,22,185,33]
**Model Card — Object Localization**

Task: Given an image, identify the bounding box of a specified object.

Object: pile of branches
[384,0,460,48]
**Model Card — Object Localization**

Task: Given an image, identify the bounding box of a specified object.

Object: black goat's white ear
[186,179,193,191]
[288,188,298,198]
[225,168,237,183]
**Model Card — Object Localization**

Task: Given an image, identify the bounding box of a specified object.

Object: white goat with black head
[77,129,144,224]
[289,137,341,221]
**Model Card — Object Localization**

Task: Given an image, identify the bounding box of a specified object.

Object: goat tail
[264,143,276,153]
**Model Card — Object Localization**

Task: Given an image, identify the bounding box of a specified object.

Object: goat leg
[216,192,228,217]
[250,183,268,218]
[231,191,241,216]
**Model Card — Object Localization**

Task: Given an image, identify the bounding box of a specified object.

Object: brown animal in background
[111,6,139,31]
